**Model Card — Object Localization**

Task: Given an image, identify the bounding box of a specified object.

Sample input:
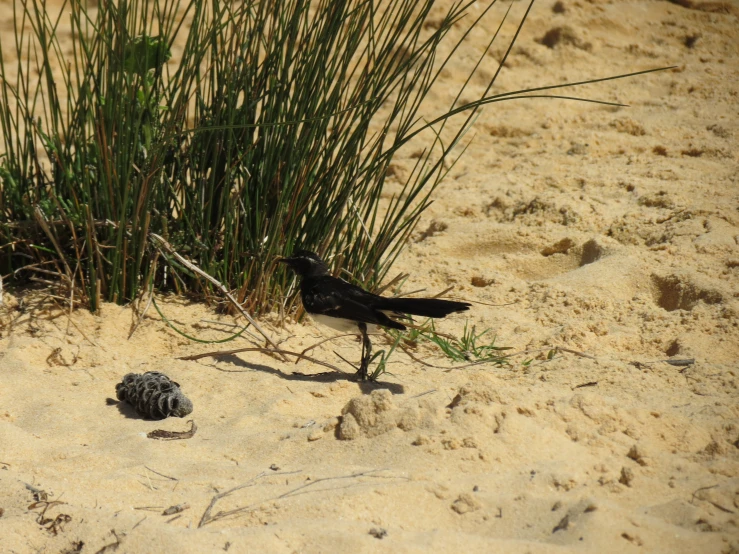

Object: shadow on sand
[107,397,147,420]
[209,353,405,395]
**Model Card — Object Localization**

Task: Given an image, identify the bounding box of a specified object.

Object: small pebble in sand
[369,528,387,539]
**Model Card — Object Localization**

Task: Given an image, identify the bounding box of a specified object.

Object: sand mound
[337,389,439,439]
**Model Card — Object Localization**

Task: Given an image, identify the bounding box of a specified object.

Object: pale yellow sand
[1,1,738,552]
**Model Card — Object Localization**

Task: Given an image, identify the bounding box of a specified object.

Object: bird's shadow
[214,354,405,395]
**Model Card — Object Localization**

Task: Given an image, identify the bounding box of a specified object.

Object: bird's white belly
[310,314,378,334]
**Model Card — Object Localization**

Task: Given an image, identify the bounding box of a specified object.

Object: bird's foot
[357,322,372,381]
[357,351,371,381]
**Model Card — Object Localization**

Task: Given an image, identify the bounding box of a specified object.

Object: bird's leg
[357,322,372,381]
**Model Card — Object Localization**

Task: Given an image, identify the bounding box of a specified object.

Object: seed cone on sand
[115,371,193,420]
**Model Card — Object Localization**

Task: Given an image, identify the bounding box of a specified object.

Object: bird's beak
[277,257,291,265]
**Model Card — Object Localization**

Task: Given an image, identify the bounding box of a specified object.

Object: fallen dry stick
[199,469,393,527]
[162,503,190,516]
[296,333,360,363]
[149,233,282,355]
[147,420,197,441]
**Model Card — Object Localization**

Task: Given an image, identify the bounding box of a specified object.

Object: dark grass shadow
[212,354,405,395]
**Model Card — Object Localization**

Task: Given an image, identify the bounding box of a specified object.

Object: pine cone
[115,372,193,420]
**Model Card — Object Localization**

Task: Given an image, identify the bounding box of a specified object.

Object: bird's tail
[376,297,471,319]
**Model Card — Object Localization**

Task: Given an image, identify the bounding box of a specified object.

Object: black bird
[279,250,471,380]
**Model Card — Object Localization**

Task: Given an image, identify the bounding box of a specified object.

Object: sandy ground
[1,0,738,552]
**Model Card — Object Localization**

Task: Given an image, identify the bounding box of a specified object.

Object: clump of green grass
[0,0,667,316]
[368,334,403,382]
[421,319,510,363]
[368,318,509,380]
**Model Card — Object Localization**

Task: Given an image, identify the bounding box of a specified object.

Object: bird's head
[278,250,330,278]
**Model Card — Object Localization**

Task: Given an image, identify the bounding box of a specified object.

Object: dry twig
[199,469,392,527]
[147,420,197,441]
[149,233,282,355]
[296,333,361,363]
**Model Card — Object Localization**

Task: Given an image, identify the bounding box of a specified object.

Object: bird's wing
[330,276,470,318]
[303,278,405,330]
